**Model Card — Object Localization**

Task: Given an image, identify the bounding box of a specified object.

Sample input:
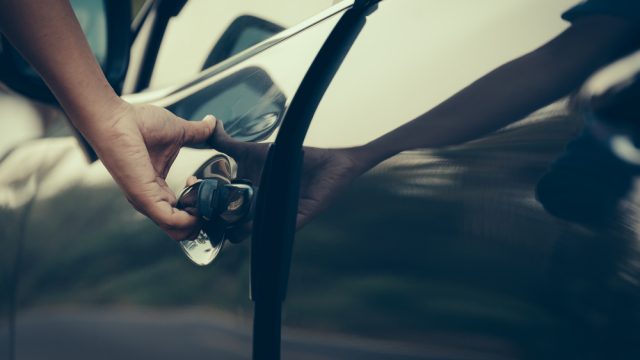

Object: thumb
[182,114,217,145]
[209,118,238,153]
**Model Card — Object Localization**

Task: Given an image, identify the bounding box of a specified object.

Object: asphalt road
[4,307,515,360]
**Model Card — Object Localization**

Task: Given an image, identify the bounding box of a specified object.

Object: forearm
[0,0,124,136]
[361,52,578,164]
[0,0,220,241]
[358,16,639,167]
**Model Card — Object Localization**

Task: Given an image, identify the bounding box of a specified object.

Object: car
[1,0,639,359]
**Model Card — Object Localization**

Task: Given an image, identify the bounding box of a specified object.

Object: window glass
[10,0,107,77]
[229,27,274,57]
[161,9,344,141]
[148,0,335,89]
[70,0,107,66]
[170,67,286,141]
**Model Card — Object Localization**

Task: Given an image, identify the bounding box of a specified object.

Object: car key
[175,155,254,266]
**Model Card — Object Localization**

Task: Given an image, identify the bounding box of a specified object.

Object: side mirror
[201,15,284,70]
[0,0,131,104]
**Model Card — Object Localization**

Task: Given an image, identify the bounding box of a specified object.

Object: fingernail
[203,114,216,123]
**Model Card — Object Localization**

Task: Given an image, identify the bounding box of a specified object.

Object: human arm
[357,15,640,166]
[207,15,640,231]
[0,0,215,240]
[283,16,640,226]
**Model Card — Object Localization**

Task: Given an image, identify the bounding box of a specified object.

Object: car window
[7,0,107,79]
[147,0,335,90]
[70,0,107,66]
[228,27,274,57]
[155,9,344,142]
[169,67,286,141]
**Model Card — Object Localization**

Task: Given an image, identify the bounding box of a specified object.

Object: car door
[5,1,638,360]
[280,0,639,359]
[124,0,336,93]
[5,4,348,360]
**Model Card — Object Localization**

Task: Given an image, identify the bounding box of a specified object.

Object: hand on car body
[90,104,217,241]
[200,119,372,243]
[0,0,217,241]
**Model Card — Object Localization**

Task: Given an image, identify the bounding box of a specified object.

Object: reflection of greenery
[287,175,557,352]
[286,112,640,358]
[7,111,640,358]
[15,184,252,311]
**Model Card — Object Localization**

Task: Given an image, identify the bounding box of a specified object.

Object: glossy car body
[1,0,639,359]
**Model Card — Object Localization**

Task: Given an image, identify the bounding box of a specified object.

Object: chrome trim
[123,0,353,106]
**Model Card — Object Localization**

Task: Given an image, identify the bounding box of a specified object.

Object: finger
[182,114,217,145]
[214,118,225,135]
[211,118,232,142]
[296,213,309,230]
[160,147,181,179]
[161,210,200,241]
[144,200,201,241]
[167,226,201,242]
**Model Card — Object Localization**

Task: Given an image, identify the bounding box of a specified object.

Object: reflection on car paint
[3,0,640,359]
